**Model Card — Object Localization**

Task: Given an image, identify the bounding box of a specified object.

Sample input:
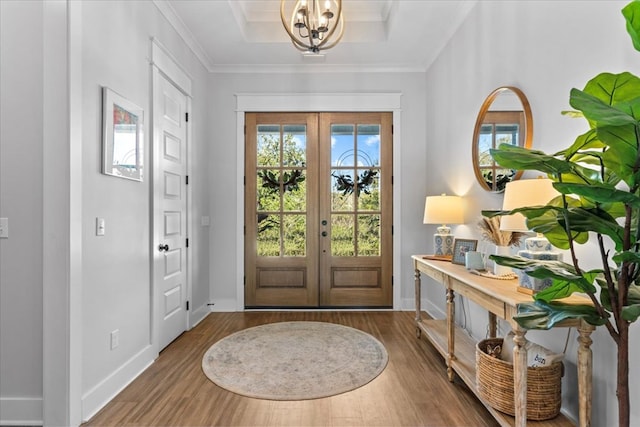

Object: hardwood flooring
[83,311,499,427]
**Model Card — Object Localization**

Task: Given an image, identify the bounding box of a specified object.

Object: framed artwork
[102,87,144,181]
[452,239,478,265]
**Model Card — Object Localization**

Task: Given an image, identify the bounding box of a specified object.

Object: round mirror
[472,86,533,192]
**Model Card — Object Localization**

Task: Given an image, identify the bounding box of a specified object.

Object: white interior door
[153,69,189,350]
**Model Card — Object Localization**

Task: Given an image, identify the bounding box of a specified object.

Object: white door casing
[151,40,192,351]
[235,93,403,311]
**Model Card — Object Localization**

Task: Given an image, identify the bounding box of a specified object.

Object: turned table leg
[578,322,594,427]
[414,267,422,338]
[488,312,497,338]
[513,326,528,427]
[446,288,455,382]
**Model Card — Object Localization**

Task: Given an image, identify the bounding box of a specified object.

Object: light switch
[96,217,105,236]
[0,218,8,238]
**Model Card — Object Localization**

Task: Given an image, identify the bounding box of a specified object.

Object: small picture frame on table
[452,239,478,265]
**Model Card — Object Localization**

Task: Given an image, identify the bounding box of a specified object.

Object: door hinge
[392,225,394,235]
[391,124,394,135]
[392,275,394,287]
[244,124,246,135]
[185,112,189,122]
[186,300,190,310]
[186,238,189,248]
[186,175,189,185]
[243,275,246,286]
[391,175,394,185]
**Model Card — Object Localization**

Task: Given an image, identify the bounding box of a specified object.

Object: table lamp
[423,194,464,258]
[500,178,560,294]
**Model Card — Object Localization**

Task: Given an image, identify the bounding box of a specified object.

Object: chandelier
[280,0,345,54]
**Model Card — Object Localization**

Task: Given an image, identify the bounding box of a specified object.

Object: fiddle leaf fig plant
[482,2,640,426]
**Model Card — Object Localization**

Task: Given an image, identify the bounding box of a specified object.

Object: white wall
[0,1,45,423]
[425,1,640,425]
[0,1,211,425]
[207,72,430,310]
[79,1,210,420]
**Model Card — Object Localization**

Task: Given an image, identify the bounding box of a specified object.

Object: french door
[245,112,392,308]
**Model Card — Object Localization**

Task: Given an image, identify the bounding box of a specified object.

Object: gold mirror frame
[472,86,533,192]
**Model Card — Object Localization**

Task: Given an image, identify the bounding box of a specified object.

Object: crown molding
[210,63,427,74]
[152,0,215,72]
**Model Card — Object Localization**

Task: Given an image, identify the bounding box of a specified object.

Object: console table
[413,255,595,427]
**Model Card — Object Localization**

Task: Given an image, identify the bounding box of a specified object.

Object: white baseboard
[209,298,238,312]
[400,297,445,319]
[81,344,156,422]
[189,303,210,328]
[0,397,42,426]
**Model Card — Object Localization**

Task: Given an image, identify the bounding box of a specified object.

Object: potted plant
[482,2,640,426]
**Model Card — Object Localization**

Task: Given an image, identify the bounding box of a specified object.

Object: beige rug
[202,321,388,400]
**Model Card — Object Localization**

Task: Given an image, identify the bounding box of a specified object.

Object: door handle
[158,244,170,252]
[321,231,328,237]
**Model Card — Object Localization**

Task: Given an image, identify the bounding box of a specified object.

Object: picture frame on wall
[102,87,144,181]
[451,239,478,265]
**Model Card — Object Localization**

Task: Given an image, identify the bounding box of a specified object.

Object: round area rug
[202,321,388,400]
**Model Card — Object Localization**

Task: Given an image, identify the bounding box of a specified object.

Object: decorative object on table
[102,87,144,181]
[202,321,388,400]
[476,337,563,421]
[423,194,464,257]
[482,4,640,424]
[451,238,477,265]
[280,0,344,54]
[464,251,485,271]
[477,216,524,276]
[469,270,518,280]
[499,178,561,294]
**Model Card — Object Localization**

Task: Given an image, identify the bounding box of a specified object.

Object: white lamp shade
[423,195,464,225]
[500,178,558,231]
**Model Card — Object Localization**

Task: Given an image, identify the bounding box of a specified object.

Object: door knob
[321,231,328,237]
[158,244,170,252]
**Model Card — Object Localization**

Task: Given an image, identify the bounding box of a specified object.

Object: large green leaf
[490,256,597,294]
[534,270,602,302]
[558,207,627,251]
[599,123,640,186]
[613,251,640,264]
[623,0,640,52]
[488,145,604,184]
[560,129,605,159]
[514,300,608,330]
[578,72,640,111]
[553,182,640,207]
[623,286,640,321]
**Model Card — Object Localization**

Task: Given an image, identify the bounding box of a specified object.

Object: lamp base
[515,235,561,293]
[434,232,454,256]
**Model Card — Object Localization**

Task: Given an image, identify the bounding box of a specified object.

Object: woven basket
[476,338,563,421]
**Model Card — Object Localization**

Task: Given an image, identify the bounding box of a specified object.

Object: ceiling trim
[210,63,427,74]
[152,0,215,72]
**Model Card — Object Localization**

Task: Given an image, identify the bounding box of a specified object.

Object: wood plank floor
[83,311,499,427]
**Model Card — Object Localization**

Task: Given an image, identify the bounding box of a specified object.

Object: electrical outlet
[0,218,8,238]
[110,329,119,350]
